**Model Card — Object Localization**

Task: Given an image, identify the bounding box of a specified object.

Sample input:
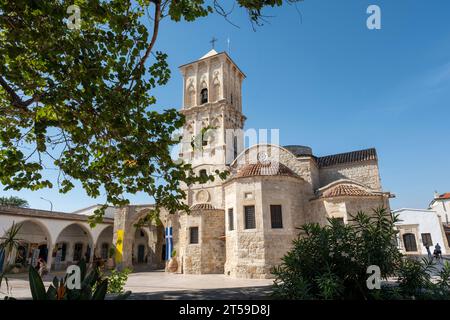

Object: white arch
[1,219,53,269]
[54,222,94,245]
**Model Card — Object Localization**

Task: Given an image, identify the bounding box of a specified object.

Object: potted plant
[167,250,178,273]
[107,247,115,269]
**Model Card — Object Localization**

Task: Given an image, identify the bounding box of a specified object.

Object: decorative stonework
[195,190,210,203]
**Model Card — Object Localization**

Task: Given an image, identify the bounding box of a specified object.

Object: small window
[190,227,199,244]
[244,205,256,229]
[270,205,283,229]
[201,88,208,104]
[422,233,433,247]
[244,192,253,200]
[231,93,233,105]
[100,243,109,260]
[199,169,208,179]
[228,208,234,231]
[403,233,418,252]
[140,229,145,237]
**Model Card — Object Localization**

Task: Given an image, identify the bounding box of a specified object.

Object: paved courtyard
[0,269,274,300]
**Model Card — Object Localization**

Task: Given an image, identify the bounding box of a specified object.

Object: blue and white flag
[0,248,4,272]
[165,226,173,260]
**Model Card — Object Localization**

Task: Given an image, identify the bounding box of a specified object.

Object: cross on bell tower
[209,36,218,49]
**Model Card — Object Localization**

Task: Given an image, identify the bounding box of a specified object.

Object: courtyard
[0,270,274,300]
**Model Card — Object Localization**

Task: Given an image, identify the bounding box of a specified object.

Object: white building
[394,208,448,255]
[0,206,114,272]
[430,193,450,225]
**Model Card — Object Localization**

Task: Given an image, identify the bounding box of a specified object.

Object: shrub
[272,208,400,299]
[272,207,450,300]
[105,268,132,294]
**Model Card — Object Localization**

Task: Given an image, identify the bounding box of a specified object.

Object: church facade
[0,50,393,278]
[112,49,393,279]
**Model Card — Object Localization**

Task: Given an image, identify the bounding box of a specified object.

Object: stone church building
[0,50,392,279]
[112,49,393,279]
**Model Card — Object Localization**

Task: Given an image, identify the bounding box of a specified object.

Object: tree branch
[0,75,42,114]
[136,0,161,75]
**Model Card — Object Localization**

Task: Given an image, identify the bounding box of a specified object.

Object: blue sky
[2,0,450,212]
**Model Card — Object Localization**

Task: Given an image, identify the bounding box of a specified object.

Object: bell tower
[178,49,246,208]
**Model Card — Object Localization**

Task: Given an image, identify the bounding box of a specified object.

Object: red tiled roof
[316,148,377,168]
[437,193,450,200]
[190,203,216,211]
[235,161,297,178]
[319,184,380,199]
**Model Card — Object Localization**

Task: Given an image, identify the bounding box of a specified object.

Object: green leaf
[92,279,108,300]
[29,266,47,300]
[46,285,57,300]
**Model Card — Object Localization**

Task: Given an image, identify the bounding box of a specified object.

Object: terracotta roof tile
[320,184,379,199]
[190,203,216,210]
[235,161,297,178]
[437,193,450,200]
[316,148,377,168]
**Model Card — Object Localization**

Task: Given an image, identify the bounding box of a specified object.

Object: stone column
[113,206,134,269]
[46,243,53,272]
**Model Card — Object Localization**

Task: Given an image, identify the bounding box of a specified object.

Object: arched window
[199,169,208,179]
[233,135,238,160]
[187,85,195,107]
[201,88,208,104]
[212,77,220,101]
[403,233,417,252]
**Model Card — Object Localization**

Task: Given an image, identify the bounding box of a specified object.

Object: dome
[235,161,297,178]
[190,203,216,211]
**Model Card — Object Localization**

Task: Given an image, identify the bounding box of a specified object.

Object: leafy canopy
[0,0,302,225]
[0,196,29,207]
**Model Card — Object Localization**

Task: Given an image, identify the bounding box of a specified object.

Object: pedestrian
[434,243,442,261]
[37,258,48,278]
[426,245,432,260]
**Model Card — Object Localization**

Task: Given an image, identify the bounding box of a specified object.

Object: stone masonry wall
[179,209,225,274]
[224,175,312,279]
[319,160,381,191]
[201,210,226,273]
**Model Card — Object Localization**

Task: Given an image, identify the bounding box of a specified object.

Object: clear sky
[2,0,450,212]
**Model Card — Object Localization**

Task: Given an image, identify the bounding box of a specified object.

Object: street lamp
[40,197,53,212]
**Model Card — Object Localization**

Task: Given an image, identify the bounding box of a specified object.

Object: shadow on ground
[125,285,274,300]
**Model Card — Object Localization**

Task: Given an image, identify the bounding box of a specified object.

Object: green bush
[105,268,132,294]
[272,207,450,300]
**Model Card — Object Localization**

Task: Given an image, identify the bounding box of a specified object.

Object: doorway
[38,244,48,262]
[138,245,145,263]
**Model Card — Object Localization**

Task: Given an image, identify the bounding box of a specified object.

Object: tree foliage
[0,196,29,207]
[0,0,302,225]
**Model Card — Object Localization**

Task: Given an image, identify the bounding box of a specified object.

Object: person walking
[426,245,432,260]
[434,243,442,261]
[37,258,48,278]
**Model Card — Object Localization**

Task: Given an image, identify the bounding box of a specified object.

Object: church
[0,50,393,279]
[111,49,393,278]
